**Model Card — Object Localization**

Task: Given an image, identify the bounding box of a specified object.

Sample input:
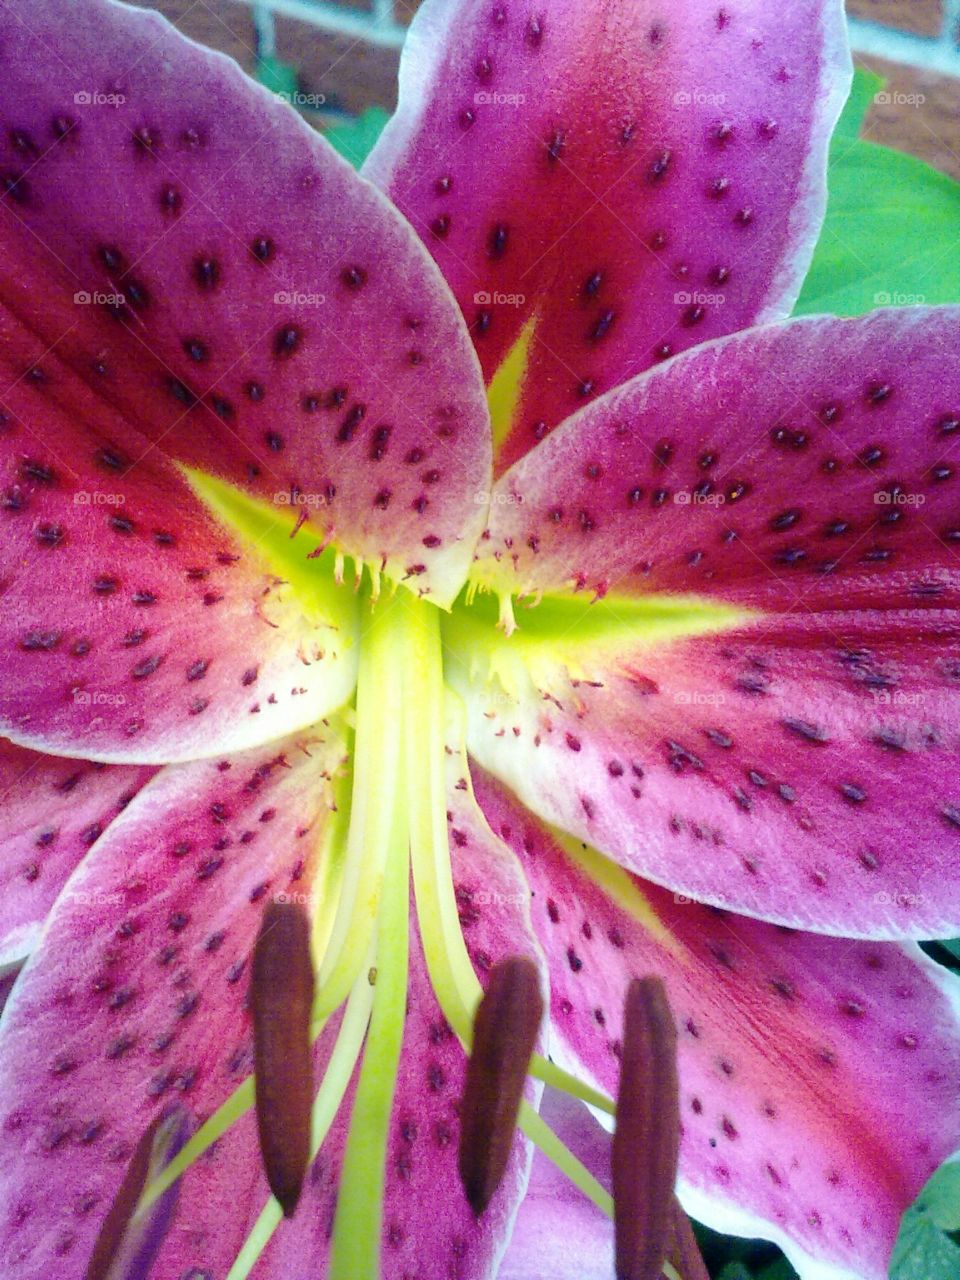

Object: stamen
[226,963,376,1280]
[458,956,544,1214]
[613,977,680,1280]
[329,780,410,1279]
[313,595,405,1016]
[85,1106,188,1280]
[251,900,315,1217]
[669,1199,711,1280]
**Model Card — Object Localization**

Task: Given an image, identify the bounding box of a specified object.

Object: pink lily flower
[0,0,958,1278]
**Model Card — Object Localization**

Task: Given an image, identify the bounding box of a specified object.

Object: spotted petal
[455,310,960,938]
[0,726,345,1278]
[0,740,155,966]
[0,324,360,761]
[448,605,960,937]
[366,0,850,471]
[499,1092,615,1280]
[474,310,960,609]
[0,0,490,608]
[475,765,960,1280]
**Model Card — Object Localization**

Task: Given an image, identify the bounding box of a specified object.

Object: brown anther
[612,976,680,1280]
[251,899,315,1217]
[458,955,543,1215]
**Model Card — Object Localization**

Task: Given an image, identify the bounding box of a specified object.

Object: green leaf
[914,1162,960,1233]
[795,139,960,317]
[891,1212,960,1280]
[256,54,299,100]
[324,107,391,170]
[892,1163,960,1280]
[833,66,884,144]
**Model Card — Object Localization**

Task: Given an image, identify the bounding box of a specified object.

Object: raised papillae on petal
[366,0,850,470]
[474,767,960,1280]
[0,0,490,609]
[476,309,960,608]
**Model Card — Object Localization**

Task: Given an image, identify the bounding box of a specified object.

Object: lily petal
[457,310,960,937]
[475,309,960,609]
[450,608,960,937]
[0,0,490,606]
[0,740,155,965]
[0,313,360,762]
[0,726,345,1278]
[366,0,850,470]
[474,764,960,1280]
[499,1091,615,1280]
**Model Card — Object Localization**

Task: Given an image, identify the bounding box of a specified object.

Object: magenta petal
[0,314,359,762]
[0,741,155,965]
[0,728,344,1278]
[0,0,490,604]
[367,0,850,469]
[474,766,960,1280]
[476,309,960,608]
[454,610,960,938]
[499,1092,614,1280]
